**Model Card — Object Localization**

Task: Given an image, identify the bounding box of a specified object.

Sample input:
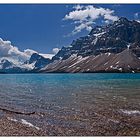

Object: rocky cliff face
[0,53,52,73]
[1,17,140,73]
[42,49,140,73]
[25,53,52,70]
[0,59,27,73]
[53,17,140,60]
[42,17,140,73]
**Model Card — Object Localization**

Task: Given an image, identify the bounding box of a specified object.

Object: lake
[0,73,140,136]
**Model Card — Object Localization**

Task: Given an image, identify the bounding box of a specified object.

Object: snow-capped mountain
[25,53,52,71]
[52,17,140,61]
[0,53,52,73]
[41,17,140,73]
[0,37,54,73]
[1,17,140,73]
[0,58,27,73]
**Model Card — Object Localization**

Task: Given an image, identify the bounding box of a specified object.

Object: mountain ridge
[41,17,140,73]
[1,17,140,73]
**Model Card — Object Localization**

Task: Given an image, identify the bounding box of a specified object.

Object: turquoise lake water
[0,73,140,135]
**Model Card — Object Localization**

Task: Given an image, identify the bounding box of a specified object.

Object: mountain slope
[41,49,140,73]
[25,53,52,71]
[0,53,52,73]
[1,17,140,73]
[52,17,140,61]
[0,59,28,73]
[41,17,140,73]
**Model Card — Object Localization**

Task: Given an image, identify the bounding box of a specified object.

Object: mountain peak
[118,17,129,22]
[2,16,140,73]
[113,17,130,26]
[52,16,140,62]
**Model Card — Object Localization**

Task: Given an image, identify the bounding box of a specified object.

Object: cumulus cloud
[64,5,118,35]
[24,49,37,56]
[73,4,84,10]
[52,48,60,54]
[0,38,49,65]
[72,21,94,35]
[40,48,60,59]
[134,12,139,19]
[39,53,54,59]
[39,47,61,59]
[0,37,59,67]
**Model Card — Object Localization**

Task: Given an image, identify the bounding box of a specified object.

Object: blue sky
[0,4,140,55]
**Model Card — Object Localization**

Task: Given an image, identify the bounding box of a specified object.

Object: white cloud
[52,48,60,54]
[39,48,60,59]
[73,4,84,10]
[0,38,53,65]
[102,19,111,24]
[134,12,139,19]
[39,47,61,59]
[0,37,57,70]
[72,21,93,35]
[64,5,118,35]
[39,53,54,59]
[24,49,37,56]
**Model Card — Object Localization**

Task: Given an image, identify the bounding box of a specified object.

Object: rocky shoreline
[0,117,44,136]
[0,106,139,136]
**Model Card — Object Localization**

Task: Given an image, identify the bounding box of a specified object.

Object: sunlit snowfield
[0,73,140,136]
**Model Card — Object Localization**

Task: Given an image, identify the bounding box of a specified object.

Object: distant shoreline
[0,71,139,74]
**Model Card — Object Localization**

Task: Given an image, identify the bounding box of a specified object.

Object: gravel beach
[0,106,139,136]
[0,117,44,136]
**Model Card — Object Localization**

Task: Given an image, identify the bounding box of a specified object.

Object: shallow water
[0,73,140,136]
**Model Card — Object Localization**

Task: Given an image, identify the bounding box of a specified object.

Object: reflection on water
[0,73,140,136]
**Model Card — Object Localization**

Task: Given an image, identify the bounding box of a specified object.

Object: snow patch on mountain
[0,38,55,72]
[39,53,54,59]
